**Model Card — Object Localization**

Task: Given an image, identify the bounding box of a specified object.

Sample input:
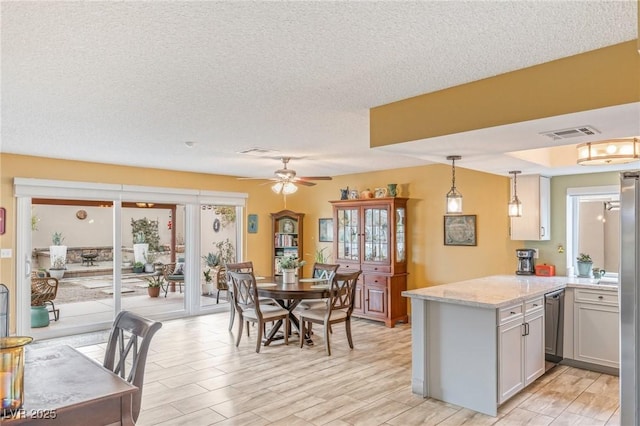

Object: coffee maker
[516,248,536,275]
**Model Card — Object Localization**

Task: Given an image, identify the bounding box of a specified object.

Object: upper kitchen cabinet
[510,175,550,241]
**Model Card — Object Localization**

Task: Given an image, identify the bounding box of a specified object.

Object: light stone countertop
[402,274,618,309]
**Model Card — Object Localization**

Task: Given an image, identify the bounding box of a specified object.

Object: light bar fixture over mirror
[508,171,522,217]
[445,155,463,214]
[577,137,640,165]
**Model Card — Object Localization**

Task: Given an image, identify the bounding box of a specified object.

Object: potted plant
[132,261,145,273]
[48,256,66,280]
[132,231,149,265]
[144,274,164,297]
[49,231,67,270]
[278,255,306,283]
[576,253,593,278]
[143,251,159,273]
[202,269,214,295]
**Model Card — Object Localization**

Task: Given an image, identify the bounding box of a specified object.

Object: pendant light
[577,137,640,165]
[445,155,463,214]
[508,170,522,217]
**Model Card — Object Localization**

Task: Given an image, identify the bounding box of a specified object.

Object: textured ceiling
[1,1,638,180]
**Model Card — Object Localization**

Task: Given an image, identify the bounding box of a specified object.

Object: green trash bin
[31,305,50,328]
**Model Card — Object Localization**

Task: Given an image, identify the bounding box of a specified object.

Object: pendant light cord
[450,157,456,189]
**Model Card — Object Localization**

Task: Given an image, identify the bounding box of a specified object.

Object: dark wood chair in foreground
[103,310,162,423]
[0,283,8,337]
[299,270,361,356]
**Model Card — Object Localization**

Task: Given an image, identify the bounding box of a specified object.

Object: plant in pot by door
[576,253,593,278]
[48,256,66,280]
[202,269,214,295]
[132,261,145,273]
[278,255,306,283]
[143,251,159,273]
[144,274,164,297]
[49,231,67,270]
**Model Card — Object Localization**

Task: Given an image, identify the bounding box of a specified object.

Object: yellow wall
[370,41,640,147]
[1,153,523,329]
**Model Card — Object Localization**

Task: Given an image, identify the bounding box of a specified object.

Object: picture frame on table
[444,215,477,246]
[318,218,333,242]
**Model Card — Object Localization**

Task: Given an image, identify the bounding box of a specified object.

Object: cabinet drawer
[574,289,619,306]
[362,264,391,274]
[499,304,523,325]
[363,274,388,286]
[524,297,543,313]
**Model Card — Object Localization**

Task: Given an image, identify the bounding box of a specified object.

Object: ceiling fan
[239,157,332,194]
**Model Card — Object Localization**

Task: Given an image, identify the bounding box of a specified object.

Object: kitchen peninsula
[402,275,618,416]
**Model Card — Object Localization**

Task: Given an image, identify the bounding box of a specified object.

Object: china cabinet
[330,197,408,327]
[271,210,304,277]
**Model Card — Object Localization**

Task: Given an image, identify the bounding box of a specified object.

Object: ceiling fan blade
[297,176,333,181]
[296,180,316,187]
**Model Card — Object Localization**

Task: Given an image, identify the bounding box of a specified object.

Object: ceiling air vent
[540,125,600,141]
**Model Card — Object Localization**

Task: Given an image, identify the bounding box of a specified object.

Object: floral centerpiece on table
[278,255,306,271]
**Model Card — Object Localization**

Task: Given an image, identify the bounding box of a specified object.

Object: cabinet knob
[598,296,604,300]
[532,303,538,307]
[510,311,516,315]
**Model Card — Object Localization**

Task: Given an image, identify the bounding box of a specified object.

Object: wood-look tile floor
[69,312,620,425]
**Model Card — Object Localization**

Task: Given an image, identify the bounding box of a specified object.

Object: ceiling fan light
[271,182,284,194]
[577,138,640,165]
[282,181,298,194]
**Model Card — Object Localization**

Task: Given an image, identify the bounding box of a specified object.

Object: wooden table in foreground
[6,345,137,425]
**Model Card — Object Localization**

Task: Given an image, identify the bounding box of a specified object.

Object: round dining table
[256,275,333,346]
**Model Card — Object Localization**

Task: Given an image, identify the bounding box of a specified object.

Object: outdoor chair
[103,310,162,423]
[299,270,361,356]
[161,262,184,297]
[227,270,289,353]
[216,266,228,304]
[31,276,60,321]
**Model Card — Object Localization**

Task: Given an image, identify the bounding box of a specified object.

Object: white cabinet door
[524,309,545,386]
[510,175,550,241]
[498,319,524,404]
[574,302,620,368]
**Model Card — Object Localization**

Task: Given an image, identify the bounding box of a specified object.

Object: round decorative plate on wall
[76,209,87,220]
[282,219,294,233]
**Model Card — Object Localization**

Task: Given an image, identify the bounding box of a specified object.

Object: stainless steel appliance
[544,289,564,363]
[620,171,639,425]
[515,248,535,275]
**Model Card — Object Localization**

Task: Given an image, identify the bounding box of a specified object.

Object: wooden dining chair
[299,270,361,356]
[297,262,340,310]
[227,270,290,353]
[225,261,255,331]
[103,310,163,423]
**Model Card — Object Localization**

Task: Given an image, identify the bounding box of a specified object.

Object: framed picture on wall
[444,215,477,246]
[248,214,258,234]
[319,218,333,242]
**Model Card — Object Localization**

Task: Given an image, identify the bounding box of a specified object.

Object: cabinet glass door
[363,206,388,262]
[336,207,359,261]
[396,207,406,262]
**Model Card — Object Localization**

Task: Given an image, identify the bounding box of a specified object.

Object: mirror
[566,185,620,279]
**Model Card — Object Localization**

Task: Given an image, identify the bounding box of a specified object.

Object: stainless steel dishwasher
[544,289,564,363]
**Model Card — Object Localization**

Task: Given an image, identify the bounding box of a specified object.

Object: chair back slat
[329,271,361,313]
[103,311,162,423]
[227,271,259,313]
